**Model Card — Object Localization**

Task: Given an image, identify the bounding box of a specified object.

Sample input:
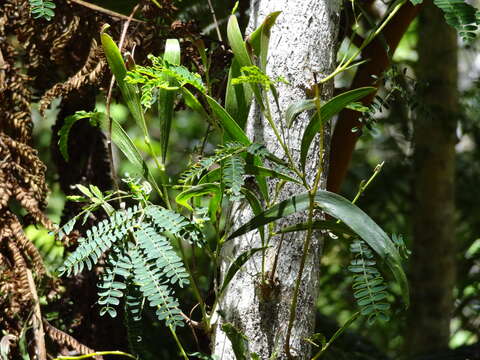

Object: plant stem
[320,0,406,84]
[285,82,324,358]
[310,312,360,360]
[351,161,384,204]
[169,325,190,360]
[53,351,136,360]
[177,238,209,330]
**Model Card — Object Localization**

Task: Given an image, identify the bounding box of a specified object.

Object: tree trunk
[212,1,340,359]
[407,0,458,355]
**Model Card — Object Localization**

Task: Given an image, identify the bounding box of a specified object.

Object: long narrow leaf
[158,39,181,163]
[205,95,251,145]
[228,190,409,307]
[300,87,375,169]
[225,58,252,129]
[100,26,147,136]
[176,183,220,211]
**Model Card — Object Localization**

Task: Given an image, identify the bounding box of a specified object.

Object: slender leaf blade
[300,87,376,169]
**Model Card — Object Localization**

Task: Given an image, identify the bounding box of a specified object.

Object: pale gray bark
[212,1,340,359]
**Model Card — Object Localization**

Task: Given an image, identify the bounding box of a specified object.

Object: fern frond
[129,246,184,329]
[179,142,245,185]
[223,155,246,201]
[144,205,203,247]
[134,224,189,288]
[59,205,139,276]
[348,239,390,324]
[434,0,479,40]
[98,248,133,318]
[29,0,56,21]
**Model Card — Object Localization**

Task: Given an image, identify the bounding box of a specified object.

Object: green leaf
[229,190,409,307]
[205,95,251,145]
[285,99,318,128]
[300,87,376,169]
[409,0,423,4]
[219,247,266,297]
[246,11,281,71]
[95,114,149,178]
[226,15,264,110]
[176,183,221,211]
[227,15,253,70]
[58,111,102,161]
[225,58,253,130]
[221,323,250,360]
[100,26,147,136]
[158,39,181,164]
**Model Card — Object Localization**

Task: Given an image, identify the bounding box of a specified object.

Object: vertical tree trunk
[212,1,340,359]
[407,0,458,355]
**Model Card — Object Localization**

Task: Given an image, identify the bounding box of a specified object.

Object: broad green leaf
[285,99,317,128]
[227,15,253,69]
[100,26,147,136]
[205,95,251,145]
[246,11,281,71]
[229,190,409,307]
[409,0,423,4]
[158,39,181,164]
[221,323,250,360]
[225,58,253,130]
[226,15,264,110]
[176,183,221,211]
[219,247,266,297]
[300,87,376,169]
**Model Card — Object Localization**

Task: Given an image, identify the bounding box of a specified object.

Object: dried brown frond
[6,240,32,303]
[43,320,102,360]
[40,39,107,114]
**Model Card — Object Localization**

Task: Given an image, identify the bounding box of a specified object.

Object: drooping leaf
[176,183,221,211]
[229,190,409,307]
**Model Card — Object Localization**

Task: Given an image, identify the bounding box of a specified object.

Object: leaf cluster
[348,239,391,324]
[29,0,55,21]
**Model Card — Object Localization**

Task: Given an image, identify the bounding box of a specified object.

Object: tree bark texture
[407,0,458,355]
[212,1,340,359]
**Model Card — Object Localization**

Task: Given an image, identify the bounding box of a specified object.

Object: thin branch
[26,269,47,360]
[69,0,144,23]
[207,0,223,42]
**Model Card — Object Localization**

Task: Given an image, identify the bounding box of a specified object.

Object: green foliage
[434,0,479,40]
[126,55,206,109]
[223,155,246,201]
[59,205,140,276]
[58,184,203,332]
[412,0,480,40]
[29,0,55,20]
[348,239,390,324]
